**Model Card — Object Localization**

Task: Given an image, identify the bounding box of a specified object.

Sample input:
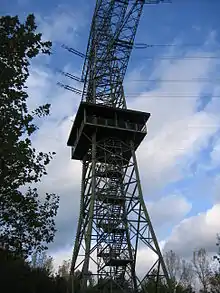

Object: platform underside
[72,124,146,162]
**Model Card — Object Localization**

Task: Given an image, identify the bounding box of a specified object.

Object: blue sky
[2,0,220,269]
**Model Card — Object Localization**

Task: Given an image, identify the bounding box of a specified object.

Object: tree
[0,14,59,257]
[192,248,212,293]
[30,251,54,276]
[0,247,59,293]
[140,269,170,293]
[58,259,71,280]
[214,234,220,265]
[209,272,220,293]
[209,236,220,293]
[57,262,96,293]
[164,250,194,291]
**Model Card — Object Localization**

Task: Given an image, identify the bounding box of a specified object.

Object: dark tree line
[0,247,70,293]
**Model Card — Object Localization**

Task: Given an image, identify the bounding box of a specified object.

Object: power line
[131,56,220,60]
[125,94,220,98]
[133,43,211,49]
[126,78,220,83]
[57,43,217,58]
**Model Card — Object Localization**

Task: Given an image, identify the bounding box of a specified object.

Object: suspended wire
[133,43,208,49]
[131,55,220,60]
[53,43,220,98]
[144,0,172,4]
[57,82,82,95]
[126,78,220,83]
[125,94,220,98]
[57,69,83,83]
[61,44,86,58]
[58,43,217,57]
[53,43,219,60]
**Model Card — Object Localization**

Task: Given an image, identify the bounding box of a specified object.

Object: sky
[1,0,220,272]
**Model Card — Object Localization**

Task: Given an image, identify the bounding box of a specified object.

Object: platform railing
[86,115,147,133]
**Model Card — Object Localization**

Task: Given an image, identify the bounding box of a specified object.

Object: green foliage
[30,250,55,276]
[214,234,220,264]
[141,269,170,293]
[58,258,71,279]
[209,272,220,293]
[0,14,59,257]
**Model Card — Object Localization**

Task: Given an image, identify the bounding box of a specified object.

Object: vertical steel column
[81,134,97,290]
[131,143,172,292]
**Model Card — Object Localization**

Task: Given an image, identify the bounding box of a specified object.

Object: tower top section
[81,0,145,109]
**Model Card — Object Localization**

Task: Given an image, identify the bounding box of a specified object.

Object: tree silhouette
[0,14,59,257]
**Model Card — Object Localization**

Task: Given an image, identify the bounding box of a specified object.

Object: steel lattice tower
[67,1,172,292]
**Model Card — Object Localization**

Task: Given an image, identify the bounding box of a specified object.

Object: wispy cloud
[36,4,88,44]
[147,194,192,228]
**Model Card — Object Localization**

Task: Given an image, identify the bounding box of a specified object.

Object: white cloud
[36,5,87,44]
[212,175,220,203]
[26,66,82,250]
[147,194,192,227]
[210,137,220,167]
[32,116,82,250]
[26,67,52,110]
[126,46,220,196]
[51,245,72,271]
[136,246,159,279]
[164,203,220,258]
[137,111,219,196]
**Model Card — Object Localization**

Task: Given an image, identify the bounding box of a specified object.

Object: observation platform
[97,251,132,267]
[106,258,132,266]
[96,168,123,179]
[96,188,126,205]
[67,102,150,162]
[97,194,125,205]
[97,222,126,233]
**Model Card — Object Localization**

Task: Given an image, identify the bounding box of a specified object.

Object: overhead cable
[126,78,220,83]
[125,94,220,98]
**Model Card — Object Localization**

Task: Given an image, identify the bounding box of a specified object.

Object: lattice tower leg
[71,135,171,293]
